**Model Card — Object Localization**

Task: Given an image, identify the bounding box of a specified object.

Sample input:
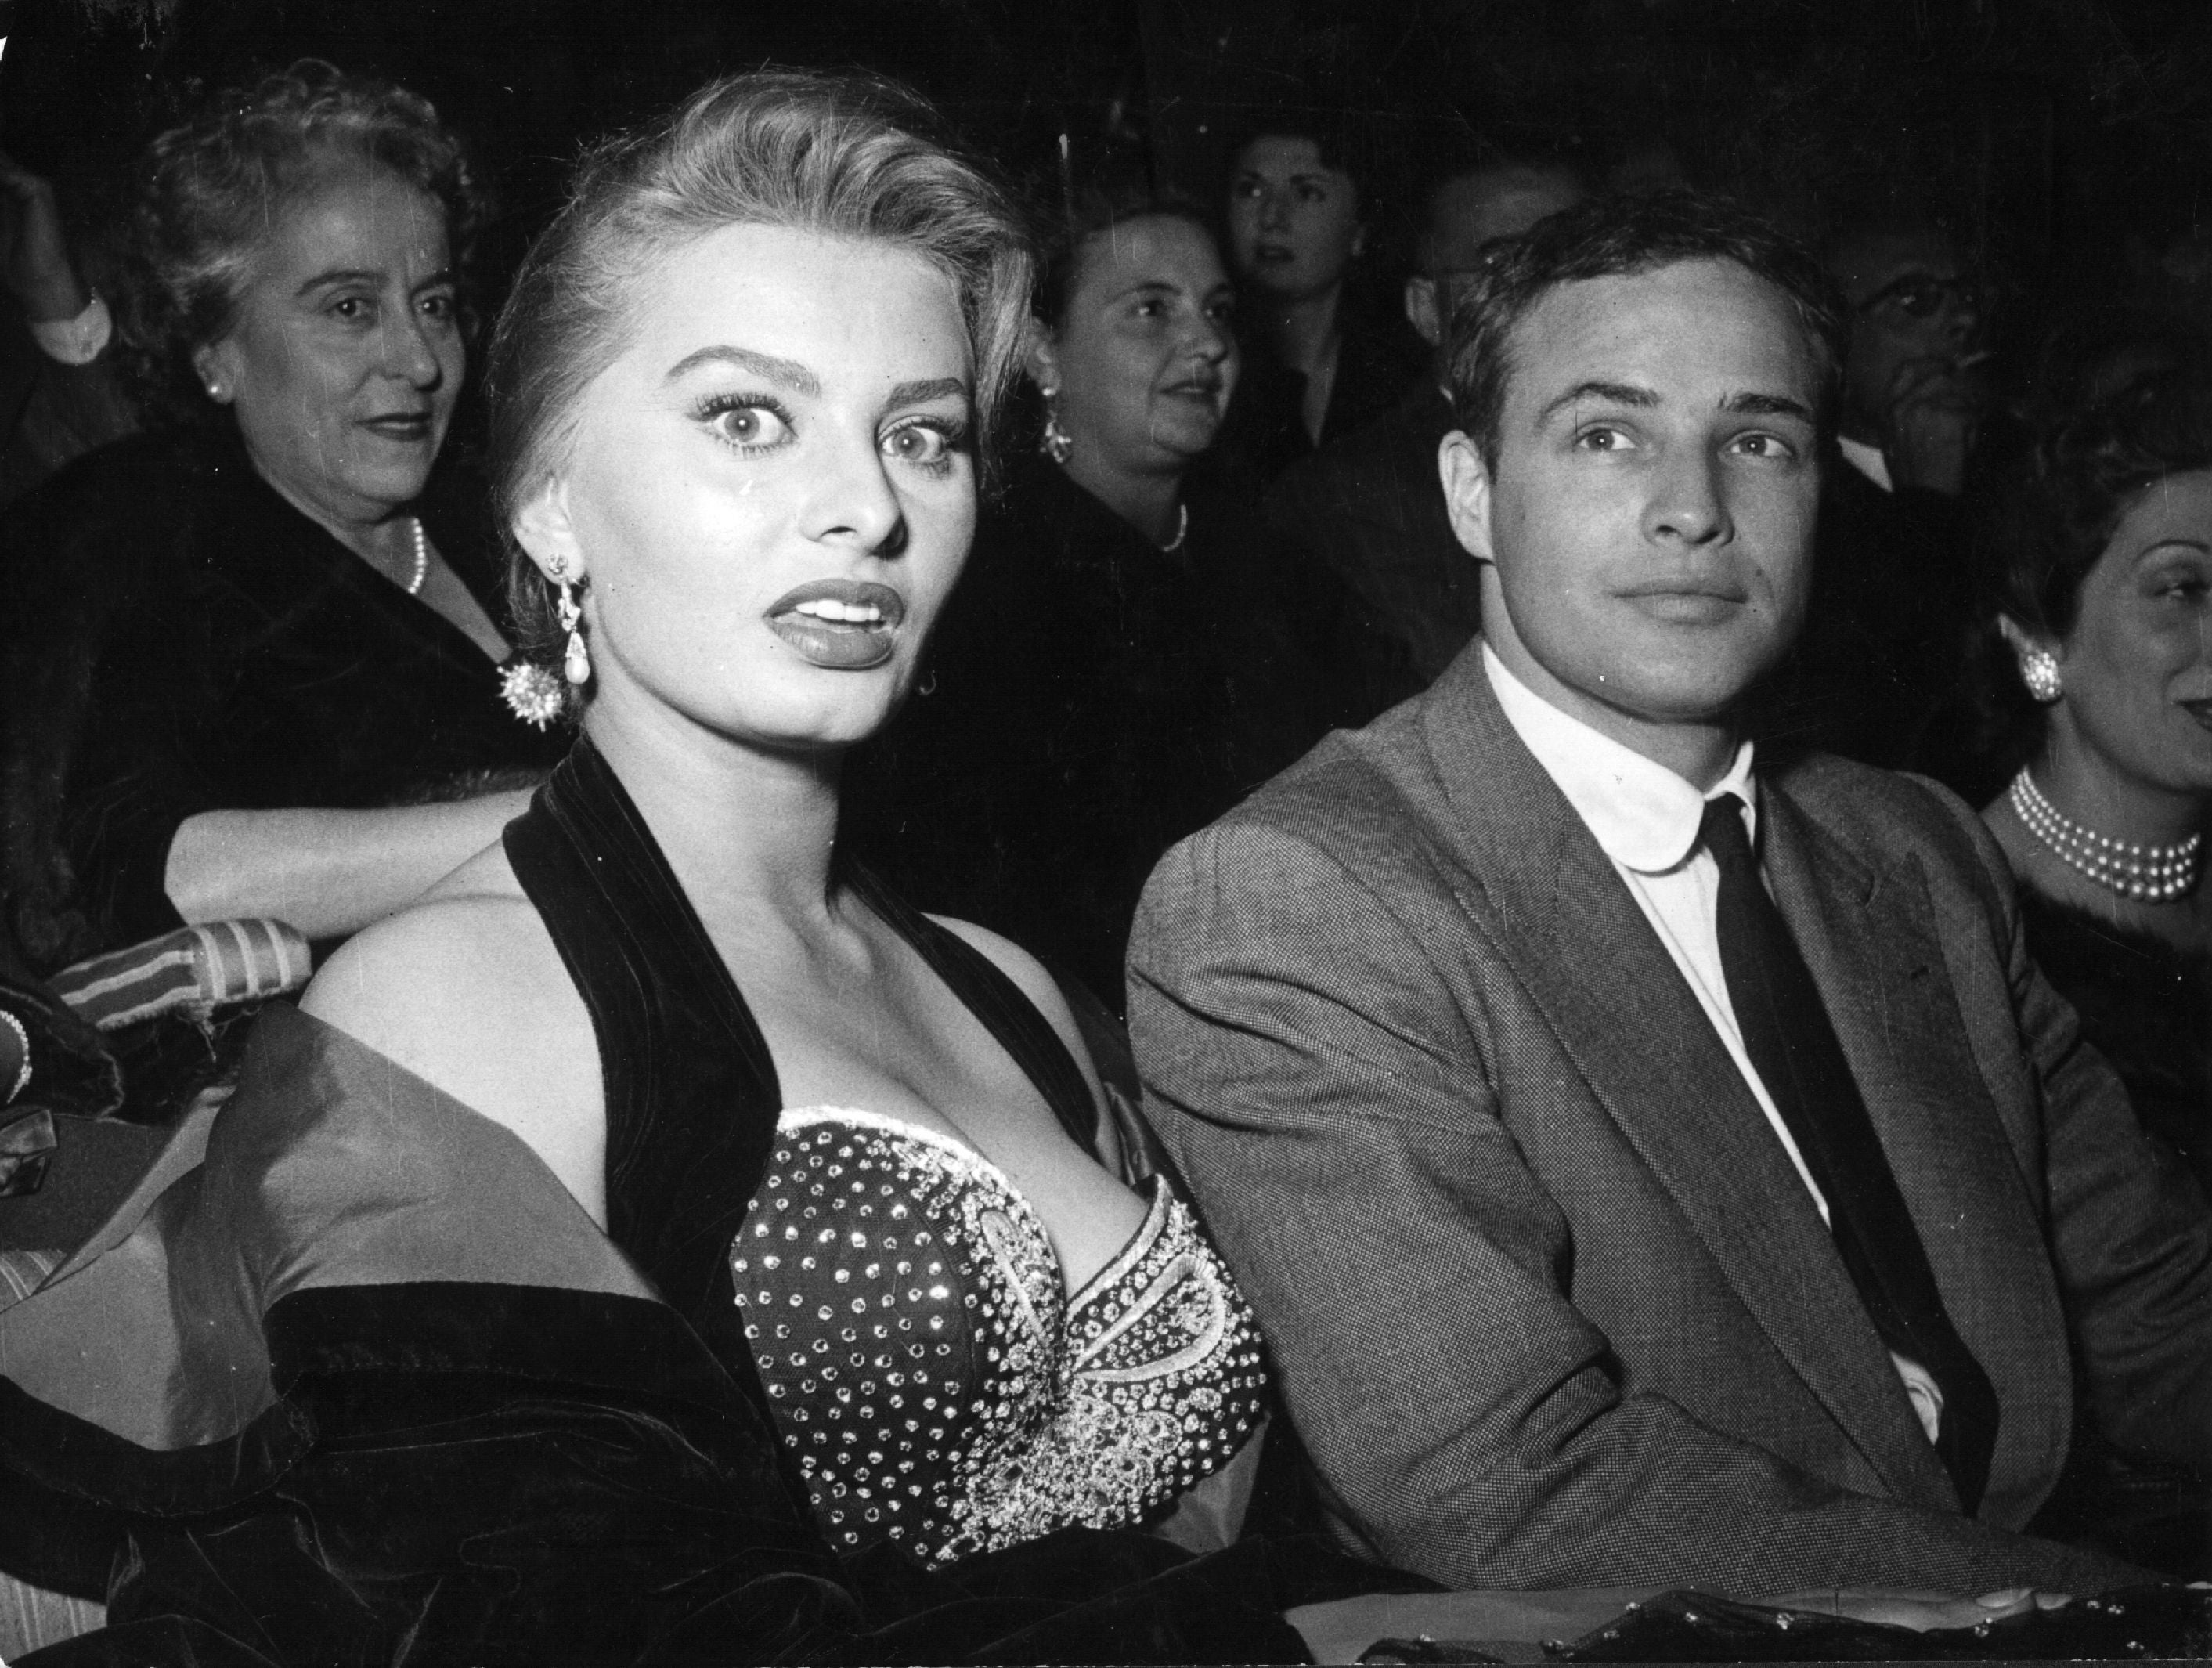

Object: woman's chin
[1146,413,1223,462]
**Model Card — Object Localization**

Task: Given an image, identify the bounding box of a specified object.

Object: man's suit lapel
[1761,784,2073,1523]
[1413,655,1958,1509]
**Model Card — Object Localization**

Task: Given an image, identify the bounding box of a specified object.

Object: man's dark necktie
[1699,792,1998,1511]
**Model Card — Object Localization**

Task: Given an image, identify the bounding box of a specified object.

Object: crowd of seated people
[0,45,2205,1668]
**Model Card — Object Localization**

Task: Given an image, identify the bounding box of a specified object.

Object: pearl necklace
[404,518,429,596]
[2008,767,2203,904]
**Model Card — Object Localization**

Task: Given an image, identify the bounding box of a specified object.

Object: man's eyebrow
[884,377,969,409]
[1723,390,1817,423]
[1536,381,1658,424]
[663,345,821,395]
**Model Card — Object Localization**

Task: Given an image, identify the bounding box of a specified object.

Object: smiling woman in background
[1971,370,2212,1577]
[0,71,1366,1665]
[1978,374,2212,1191]
[0,60,559,976]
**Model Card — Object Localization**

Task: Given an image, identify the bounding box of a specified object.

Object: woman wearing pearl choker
[1976,371,2211,1206]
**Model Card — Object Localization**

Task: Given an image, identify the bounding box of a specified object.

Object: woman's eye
[418,291,457,323]
[330,295,373,322]
[1133,298,1167,320]
[705,402,791,449]
[884,421,961,468]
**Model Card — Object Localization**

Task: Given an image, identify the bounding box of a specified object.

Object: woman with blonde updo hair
[0,70,1368,1665]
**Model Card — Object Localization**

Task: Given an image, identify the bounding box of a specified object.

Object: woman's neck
[251,454,420,582]
[583,694,845,940]
[1265,285,1343,378]
[2034,729,2208,850]
[2002,735,2212,950]
[1059,451,1185,548]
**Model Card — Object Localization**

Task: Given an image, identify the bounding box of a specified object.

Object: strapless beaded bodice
[731,1107,1265,1566]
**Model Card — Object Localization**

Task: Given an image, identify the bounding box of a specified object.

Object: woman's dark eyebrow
[1106,279,1179,305]
[294,268,384,296]
[884,377,969,408]
[663,344,821,393]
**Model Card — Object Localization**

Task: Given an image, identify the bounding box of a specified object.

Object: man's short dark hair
[1445,190,1846,465]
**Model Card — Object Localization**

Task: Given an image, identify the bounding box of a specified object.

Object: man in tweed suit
[1129,192,2212,1605]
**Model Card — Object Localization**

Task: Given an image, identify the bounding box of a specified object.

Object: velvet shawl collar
[0,736,1098,1486]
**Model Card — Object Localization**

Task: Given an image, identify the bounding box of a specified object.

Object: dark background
[5,0,2212,393]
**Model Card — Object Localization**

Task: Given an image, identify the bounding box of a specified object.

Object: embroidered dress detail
[731,1107,1265,1565]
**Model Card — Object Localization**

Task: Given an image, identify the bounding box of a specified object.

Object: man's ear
[1405,275,1442,348]
[512,474,584,583]
[1020,316,1060,394]
[1438,429,1496,565]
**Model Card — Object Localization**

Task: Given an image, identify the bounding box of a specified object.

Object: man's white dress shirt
[1482,644,1943,1446]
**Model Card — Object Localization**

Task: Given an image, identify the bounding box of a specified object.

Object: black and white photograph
[0,0,2207,1660]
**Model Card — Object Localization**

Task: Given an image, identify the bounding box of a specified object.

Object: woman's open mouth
[360,411,435,443]
[767,579,907,670]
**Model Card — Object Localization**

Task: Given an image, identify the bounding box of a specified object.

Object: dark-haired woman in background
[854,197,1344,1010]
[1218,120,1418,477]
[1977,375,2212,1192]
[0,60,559,974]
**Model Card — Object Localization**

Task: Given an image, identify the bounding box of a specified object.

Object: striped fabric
[48,920,312,1032]
[0,1246,61,1309]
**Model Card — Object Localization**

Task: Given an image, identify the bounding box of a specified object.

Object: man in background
[1763,213,1989,778]
[1265,153,1584,717]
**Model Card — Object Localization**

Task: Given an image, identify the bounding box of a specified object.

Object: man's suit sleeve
[1128,815,2148,1598]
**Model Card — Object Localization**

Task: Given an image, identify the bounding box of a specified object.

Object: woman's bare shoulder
[926,915,1108,1110]
[302,843,604,1208]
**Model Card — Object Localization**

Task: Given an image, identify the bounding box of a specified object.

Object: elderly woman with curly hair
[0,60,560,974]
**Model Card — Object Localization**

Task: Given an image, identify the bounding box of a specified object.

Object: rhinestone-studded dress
[732,1107,1266,1566]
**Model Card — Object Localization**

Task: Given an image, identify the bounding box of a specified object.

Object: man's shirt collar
[1482,642,1757,874]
